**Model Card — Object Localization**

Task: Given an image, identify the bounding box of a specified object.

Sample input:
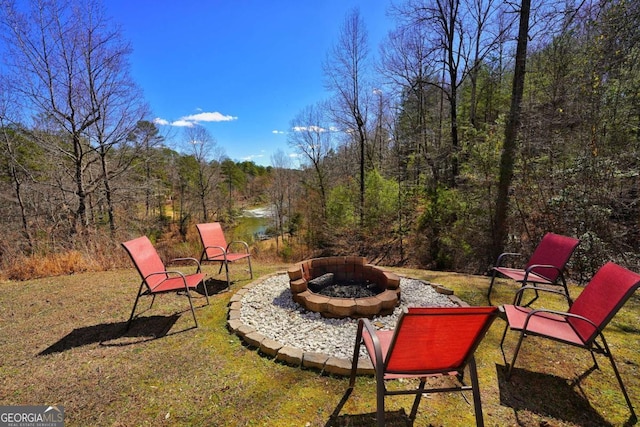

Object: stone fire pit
[287,256,400,318]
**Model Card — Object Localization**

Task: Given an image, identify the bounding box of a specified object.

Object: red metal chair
[500,261,640,421]
[487,232,580,306]
[196,222,253,290]
[345,306,499,426]
[122,236,208,329]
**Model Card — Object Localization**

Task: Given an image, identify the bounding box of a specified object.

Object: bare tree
[324,7,371,225]
[379,23,441,185]
[183,125,222,223]
[127,120,164,218]
[1,0,143,235]
[392,0,464,185]
[0,77,35,247]
[392,0,511,185]
[369,88,394,174]
[86,24,149,233]
[269,149,293,251]
[465,0,514,127]
[288,103,333,220]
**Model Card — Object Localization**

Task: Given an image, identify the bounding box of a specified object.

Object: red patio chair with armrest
[122,236,209,329]
[345,306,499,427]
[487,232,580,306]
[196,222,253,290]
[499,261,640,421]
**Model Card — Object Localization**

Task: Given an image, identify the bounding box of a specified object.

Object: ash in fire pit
[308,273,382,299]
[287,257,400,318]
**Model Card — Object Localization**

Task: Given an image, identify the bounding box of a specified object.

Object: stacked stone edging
[226,271,466,377]
[287,256,401,318]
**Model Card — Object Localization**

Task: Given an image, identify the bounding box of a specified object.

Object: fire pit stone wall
[287,256,401,318]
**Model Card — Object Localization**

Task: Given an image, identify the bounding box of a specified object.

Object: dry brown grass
[0,261,638,426]
[2,250,103,280]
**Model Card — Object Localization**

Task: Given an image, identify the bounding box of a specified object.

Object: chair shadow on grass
[39,280,222,356]
[496,364,620,427]
[324,388,414,427]
[38,314,186,355]
[201,277,231,295]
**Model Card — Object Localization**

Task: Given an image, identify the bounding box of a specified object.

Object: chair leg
[506,329,527,380]
[468,357,485,427]
[126,283,146,330]
[487,270,498,305]
[247,256,253,279]
[223,261,231,290]
[408,379,426,422]
[559,276,573,306]
[600,335,637,420]
[516,281,539,307]
[499,322,510,367]
[184,289,198,328]
[325,325,361,425]
[200,276,210,305]
[126,294,142,330]
[376,370,386,427]
[589,347,599,370]
[349,327,363,388]
[214,261,231,290]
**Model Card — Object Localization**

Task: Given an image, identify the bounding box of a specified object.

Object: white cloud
[182,112,238,122]
[171,119,195,127]
[292,125,327,133]
[272,130,286,134]
[153,111,238,127]
[243,154,265,161]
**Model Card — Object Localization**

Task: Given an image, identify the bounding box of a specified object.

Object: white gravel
[239,274,457,360]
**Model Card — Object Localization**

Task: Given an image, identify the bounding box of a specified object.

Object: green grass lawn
[1,262,638,426]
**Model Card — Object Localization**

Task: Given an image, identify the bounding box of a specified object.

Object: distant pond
[231,206,274,243]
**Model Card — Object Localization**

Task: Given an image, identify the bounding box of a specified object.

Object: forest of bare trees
[1,0,639,282]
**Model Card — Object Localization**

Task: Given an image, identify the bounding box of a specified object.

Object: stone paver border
[226,271,467,377]
[287,256,401,318]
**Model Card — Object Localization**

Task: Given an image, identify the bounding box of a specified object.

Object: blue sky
[105,1,395,167]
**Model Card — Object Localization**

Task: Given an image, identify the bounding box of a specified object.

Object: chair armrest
[350,318,380,387]
[494,252,522,267]
[523,264,561,281]
[227,240,250,254]
[168,257,202,273]
[359,318,385,374]
[144,270,190,292]
[522,307,598,333]
[511,285,567,304]
[202,245,228,257]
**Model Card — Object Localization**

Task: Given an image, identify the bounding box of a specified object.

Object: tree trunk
[2,129,33,248]
[99,147,116,233]
[447,1,459,186]
[492,0,531,262]
[72,134,87,235]
[358,115,366,227]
